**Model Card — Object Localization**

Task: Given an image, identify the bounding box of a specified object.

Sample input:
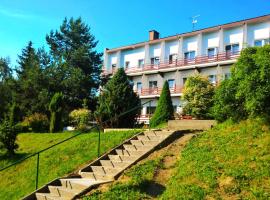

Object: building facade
[102,15,270,123]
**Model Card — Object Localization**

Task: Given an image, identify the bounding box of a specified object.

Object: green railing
[0,100,152,193]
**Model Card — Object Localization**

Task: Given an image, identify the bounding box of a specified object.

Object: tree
[46,17,102,111]
[95,68,141,128]
[49,92,64,133]
[182,74,214,119]
[16,41,48,117]
[213,45,270,122]
[150,81,174,127]
[0,119,19,155]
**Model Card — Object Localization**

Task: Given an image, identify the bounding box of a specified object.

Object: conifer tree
[49,92,63,133]
[95,68,140,128]
[150,81,174,127]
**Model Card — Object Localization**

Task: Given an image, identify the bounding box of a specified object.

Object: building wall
[120,47,145,68]
[182,36,198,54]
[164,40,179,60]
[202,31,219,55]
[247,22,270,46]
[223,26,244,50]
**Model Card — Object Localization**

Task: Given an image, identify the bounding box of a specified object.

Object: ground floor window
[147,106,156,115]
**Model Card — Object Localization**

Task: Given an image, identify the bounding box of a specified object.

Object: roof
[106,14,270,53]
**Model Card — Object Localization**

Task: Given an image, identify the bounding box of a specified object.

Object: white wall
[107,53,117,70]
[164,40,178,60]
[247,22,270,46]
[202,32,219,55]
[149,43,161,59]
[120,47,145,68]
[223,27,244,50]
[183,36,198,54]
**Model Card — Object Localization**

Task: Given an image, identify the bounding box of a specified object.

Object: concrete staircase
[23,130,175,200]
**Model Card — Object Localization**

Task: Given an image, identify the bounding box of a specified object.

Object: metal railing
[0,100,152,192]
[102,51,241,75]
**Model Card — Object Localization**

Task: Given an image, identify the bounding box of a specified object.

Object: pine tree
[95,68,141,128]
[49,92,63,133]
[150,81,174,127]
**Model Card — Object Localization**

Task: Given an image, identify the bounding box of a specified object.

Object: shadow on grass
[0,152,30,169]
[139,180,166,197]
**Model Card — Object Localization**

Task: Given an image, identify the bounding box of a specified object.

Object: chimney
[149,30,159,41]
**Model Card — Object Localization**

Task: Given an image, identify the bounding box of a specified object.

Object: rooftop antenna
[191,15,200,31]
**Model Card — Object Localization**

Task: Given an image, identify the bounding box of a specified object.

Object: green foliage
[69,108,92,131]
[150,81,174,128]
[22,113,49,132]
[0,130,139,200]
[9,102,20,125]
[213,45,270,122]
[95,68,141,128]
[0,119,19,155]
[49,92,63,133]
[161,119,270,199]
[182,74,214,119]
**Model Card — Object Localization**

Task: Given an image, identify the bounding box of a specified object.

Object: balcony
[102,51,240,75]
[134,86,183,97]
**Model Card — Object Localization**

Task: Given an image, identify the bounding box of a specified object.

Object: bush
[95,68,141,128]
[49,92,64,133]
[150,81,174,127]
[69,108,92,130]
[182,74,214,119]
[21,113,49,132]
[0,119,19,155]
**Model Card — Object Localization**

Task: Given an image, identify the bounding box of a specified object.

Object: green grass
[160,119,270,200]
[84,158,163,200]
[0,130,140,200]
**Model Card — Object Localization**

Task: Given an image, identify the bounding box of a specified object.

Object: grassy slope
[0,130,140,200]
[161,119,270,199]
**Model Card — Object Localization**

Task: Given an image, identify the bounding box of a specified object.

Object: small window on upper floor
[254,39,269,47]
[184,51,196,60]
[112,64,116,68]
[208,47,218,58]
[208,75,217,85]
[138,59,144,68]
[125,61,130,68]
[151,57,160,65]
[137,82,142,90]
[225,44,239,55]
[183,77,187,85]
[168,79,175,88]
[169,54,177,64]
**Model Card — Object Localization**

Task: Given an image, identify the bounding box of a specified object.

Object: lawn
[161,119,270,199]
[0,130,140,200]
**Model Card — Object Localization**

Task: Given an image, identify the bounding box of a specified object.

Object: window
[254,39,269,47]
[208,75,217,85]
[125,61,130,68]
[169,54,177,64]
[138,59,144,68]
[225,44,239,55]
[184,51,196,61]
[208,47,217,58]
[183,77,187,85]
[149,81,158,88]
[136,82,142,91]
[151,57,160,65]
[112,64,116,68]
[168,79,175,88]
[147,106,156,115]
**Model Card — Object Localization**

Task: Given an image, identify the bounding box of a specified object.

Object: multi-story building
[102,14,270,123]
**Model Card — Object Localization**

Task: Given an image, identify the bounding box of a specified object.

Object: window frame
[138,59,144,68]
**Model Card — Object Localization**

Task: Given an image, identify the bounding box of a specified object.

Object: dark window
[149,81,158,88]
[138,59,144,68]
[125,61,130,68]
[208,75,216,84]
[225,44,239,55]
[151,57,160,65]
[168,79,175,88]
[224,73,231,80]
[254,40,263,47]
[112,64,116,68]
[183,77,187,85]
[147,106,156,114]
[137,82,142,90]
[208,48,217,58]
[169,54,177,64]
[184,51,196,60]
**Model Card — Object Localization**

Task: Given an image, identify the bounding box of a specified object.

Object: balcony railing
[135,86,183,96]
[102,51,240,75]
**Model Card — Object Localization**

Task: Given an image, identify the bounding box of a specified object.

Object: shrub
[150,81,174,127]
[182,74,214,119]
[95,68,141,128]
[0,118,19,155]
[49,92,63,133]
[69,108,92,130]
[22,113,49,132]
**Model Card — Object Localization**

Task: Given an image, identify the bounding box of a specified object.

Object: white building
[102,14,270,123]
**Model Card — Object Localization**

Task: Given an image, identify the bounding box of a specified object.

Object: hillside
[84,119,270,199]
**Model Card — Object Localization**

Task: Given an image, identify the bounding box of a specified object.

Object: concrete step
[139,140,159,146]
[48,185,79,199]
[59,178,91,191]
[138,135,163,141]
[100,160,114,168]
[91,166,107,175]
[123,144,138,151]
[115,149,144,157]
[108,154,137,162]
[79,172,113,181]
[36,192,66,200]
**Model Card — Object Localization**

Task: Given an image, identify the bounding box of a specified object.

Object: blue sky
[0,0,269,66]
